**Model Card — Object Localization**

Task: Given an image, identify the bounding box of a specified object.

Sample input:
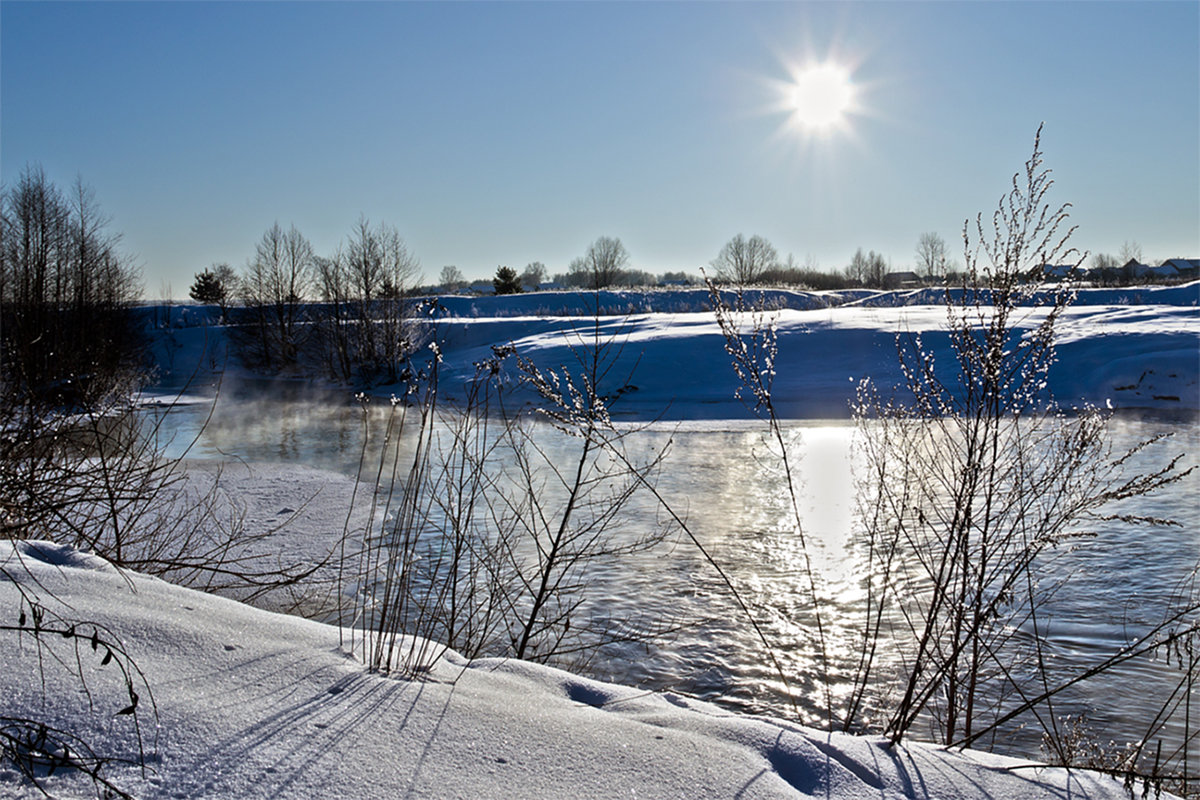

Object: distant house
[468,281,496,295]
[1162,258,1200,277]
[1065,258,1197,285]
[1038,263,1086,280]
[884,271,922,289]
[1145,262,1180,281]
[1119,260,1152,280]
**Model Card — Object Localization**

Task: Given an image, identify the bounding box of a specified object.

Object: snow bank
[0,541,1150,799]
[428,302,1199,418]
[424,283,1200,318]
[145,283,1200,419]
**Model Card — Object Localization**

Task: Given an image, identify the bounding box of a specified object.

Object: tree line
[431,232,959,295]
[189,217,422,382]
[0,166,144,409]
[3,160,1181,408]
[189,219,1183,311]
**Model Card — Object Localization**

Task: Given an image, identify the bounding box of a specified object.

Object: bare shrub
[705,275,833,721]
[501,313,676,665]
[707,127,1198,788]
[0,172,324,797]
[0,380,329,610]
[850,127,1195,755]
[340,304,682,677]
[338,344,518,674]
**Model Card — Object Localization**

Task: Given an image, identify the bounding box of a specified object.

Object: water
[149,387,1198,768]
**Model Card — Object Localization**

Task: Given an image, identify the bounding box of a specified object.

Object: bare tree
[237,222,313,369]
[312,250,354,381]
[1119,240,1143,265]
[866,250,888,287]
[299,217,424,383]
[345,216,419,301]
[520,261,547,290]
[564,258,589,288]
[346,218,420,381]
[847,247,887,288]
[915,231,949,279]
[710,233,779,285]
[572,236,630,289]
[310,224,423,386]
[845,248,867,285]
[345,217,383,302]
[439,264,465,291]
[0,166,143,408]
[381,225,420,299]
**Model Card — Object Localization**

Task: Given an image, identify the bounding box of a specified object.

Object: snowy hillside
[149,282,1200,418]
[0,540,1154,799]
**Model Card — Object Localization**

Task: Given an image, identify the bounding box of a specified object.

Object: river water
[151,384,1198,768]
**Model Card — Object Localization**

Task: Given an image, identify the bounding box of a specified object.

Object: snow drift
[0,542,1153,799]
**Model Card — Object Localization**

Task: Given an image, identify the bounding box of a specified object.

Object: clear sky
[3,1,1197,294]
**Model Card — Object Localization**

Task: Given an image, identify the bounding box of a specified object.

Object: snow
[423,291,1199,419]
[1,536,1150,799]
[151,283,1200,419]
[6,285,1191,797]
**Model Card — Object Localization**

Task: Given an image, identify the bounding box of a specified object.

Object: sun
[786,62,856,133]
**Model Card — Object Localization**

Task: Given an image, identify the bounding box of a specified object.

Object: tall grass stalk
[706,278,834,725]
[339,310,682,676]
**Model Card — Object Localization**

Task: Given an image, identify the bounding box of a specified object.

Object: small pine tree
[493,266,522,295]
[189,269,227,305]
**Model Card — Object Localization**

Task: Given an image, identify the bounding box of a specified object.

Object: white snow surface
[1,538,1148,800]
[151,283,1200,419]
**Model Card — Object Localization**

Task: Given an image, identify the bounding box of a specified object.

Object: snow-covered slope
[150,283,1200,419]
[427,301,1199,418]
[0,541,1150,799]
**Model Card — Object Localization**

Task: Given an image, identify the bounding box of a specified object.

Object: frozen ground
[0,537,1157,799]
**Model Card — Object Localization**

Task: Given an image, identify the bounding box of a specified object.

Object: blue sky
[3,1,1197,293]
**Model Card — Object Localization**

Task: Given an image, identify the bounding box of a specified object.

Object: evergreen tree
[189,269,227,305]
[493,266,522,295]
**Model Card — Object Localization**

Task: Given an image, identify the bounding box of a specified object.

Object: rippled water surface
[152,386,1198,765]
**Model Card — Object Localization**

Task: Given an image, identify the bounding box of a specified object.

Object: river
[150,383,1198,770]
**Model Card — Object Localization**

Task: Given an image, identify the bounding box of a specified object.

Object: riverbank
[1,535,1159,799]
[146,283,1200,419]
